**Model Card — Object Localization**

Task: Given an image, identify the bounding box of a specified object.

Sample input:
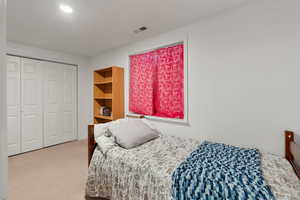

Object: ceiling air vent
[134,26,148,34]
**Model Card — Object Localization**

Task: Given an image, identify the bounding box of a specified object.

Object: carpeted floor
[9,140,88,200]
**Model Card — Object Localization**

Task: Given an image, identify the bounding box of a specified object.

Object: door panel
[43,62,63,147]
[62,66,76,142]
[21,58,43,153]
[7,56,21,156]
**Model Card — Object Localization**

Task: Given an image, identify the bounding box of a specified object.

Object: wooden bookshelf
[93,66,124,124]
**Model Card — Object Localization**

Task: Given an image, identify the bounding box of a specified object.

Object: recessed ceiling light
[60,4,73,14]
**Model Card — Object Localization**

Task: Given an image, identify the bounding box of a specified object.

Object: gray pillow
[109,119,159,149]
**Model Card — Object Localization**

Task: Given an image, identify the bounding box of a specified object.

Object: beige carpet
[9,140,88,200]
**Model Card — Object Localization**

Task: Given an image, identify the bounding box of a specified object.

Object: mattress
[86,135,300,200]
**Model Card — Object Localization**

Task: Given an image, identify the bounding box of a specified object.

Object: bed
[86,124,300,200]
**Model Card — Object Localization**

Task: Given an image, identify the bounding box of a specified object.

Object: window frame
[128,39,189,125]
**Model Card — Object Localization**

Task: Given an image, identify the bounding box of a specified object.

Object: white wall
[91,0,300,156]
[0,0,7,199]
[6,42,91,140]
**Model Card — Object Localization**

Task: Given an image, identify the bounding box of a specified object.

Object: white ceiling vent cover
[134,26,148,34]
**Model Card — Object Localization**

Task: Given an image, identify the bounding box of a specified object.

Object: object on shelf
[102,107,111,116]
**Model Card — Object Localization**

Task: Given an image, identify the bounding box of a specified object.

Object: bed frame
[88,127,300,180]
[285,130,300,179]
[88,124,96,165]
[86,128,300,200]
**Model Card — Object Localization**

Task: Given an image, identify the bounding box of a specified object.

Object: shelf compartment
[94,118,112,124]
[94,97,112,100]
[94,98,112,106]
[94,98,112,120]
[94,83,112,99]
[94,98,112,111]
[94,115,113,120]
[94,67,112,83]
[94,80,113,85]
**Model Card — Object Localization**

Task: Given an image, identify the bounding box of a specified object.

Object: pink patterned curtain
[154,44,184,119]
[129,43,184,119]
[129,51,156,115]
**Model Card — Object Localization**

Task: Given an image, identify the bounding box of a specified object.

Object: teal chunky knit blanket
[172,141,275,200]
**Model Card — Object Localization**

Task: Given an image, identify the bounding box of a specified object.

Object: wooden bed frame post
[88,124,96,166]
[285,130,300,179]
[285,130,294,161]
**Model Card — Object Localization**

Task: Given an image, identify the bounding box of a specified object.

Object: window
[129,42,185,120]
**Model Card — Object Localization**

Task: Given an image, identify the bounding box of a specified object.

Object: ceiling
[7,0,247,57]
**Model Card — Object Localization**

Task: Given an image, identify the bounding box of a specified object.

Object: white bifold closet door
[21,58,44,153]
[7,56,21,156]
[43,63,77,146]
[43,62,63,147]
[7,56,77,156]
[61,66,77,143]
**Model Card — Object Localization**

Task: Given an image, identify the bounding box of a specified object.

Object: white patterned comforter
[86,135,300,200]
